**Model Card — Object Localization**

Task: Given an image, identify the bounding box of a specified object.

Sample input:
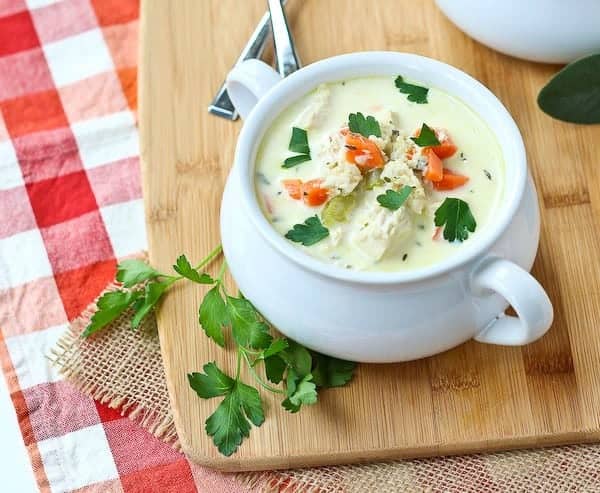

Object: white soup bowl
[222,52,553,363]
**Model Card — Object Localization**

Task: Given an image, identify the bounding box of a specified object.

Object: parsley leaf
[288,127,310,154]
[199,286,229,347]
[116,259,160,288]
[283,127,311,168]
[83,290,142,337]
[262,338,289,359]
[311,353,357,388]
[279,340,312,377]
[227,296,272,350]
[282,371,317,413]
[410,123,440,147]
[264,355,287,384]
[395,75,429,104]
[348,112,381,138]
[205,381,265,457]
[282,154,311,168]
[434,197,477,242]
[188,362,234,398]
[173,255,214,284]
[189,362,265,457]
[131,280,172,329]
[376,186,413,211]
[285,215,329,246]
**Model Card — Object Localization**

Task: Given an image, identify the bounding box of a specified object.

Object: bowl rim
[233,51,528,285]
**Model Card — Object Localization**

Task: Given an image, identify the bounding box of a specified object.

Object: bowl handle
[471,257,553,345]
[225,59,282,120]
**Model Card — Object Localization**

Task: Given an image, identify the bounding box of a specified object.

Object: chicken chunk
[351,199,413,261]
[293,84,330,130]
[317,132,363,196]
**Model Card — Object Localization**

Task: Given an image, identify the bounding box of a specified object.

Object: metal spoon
[267,0,301,77]
[208,0,289,120]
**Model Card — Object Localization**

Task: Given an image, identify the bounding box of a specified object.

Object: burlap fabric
[51,286,600,492]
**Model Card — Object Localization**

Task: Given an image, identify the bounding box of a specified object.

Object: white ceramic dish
[222,52,553,363]
[436,0,600,64]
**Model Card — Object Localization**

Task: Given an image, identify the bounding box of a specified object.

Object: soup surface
[255,76,504,272]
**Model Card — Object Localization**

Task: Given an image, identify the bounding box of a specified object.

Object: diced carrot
[282,179,303,200]
[302,179,328,206]
[422,148,443,182]
[342,130,385,171]
[433,169,469,190]
[281,179,328,206]
[414,127,458,159]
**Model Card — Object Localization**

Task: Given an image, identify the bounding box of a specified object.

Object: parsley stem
[216,259,227,284]
[241,350,285,395]
[193,244,223,271]
[235,347,242,381]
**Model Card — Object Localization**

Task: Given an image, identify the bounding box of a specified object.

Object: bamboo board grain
[139,0,600,471]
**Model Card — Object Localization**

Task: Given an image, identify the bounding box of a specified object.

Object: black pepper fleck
[402,253,408,261]
[483,169,492,180]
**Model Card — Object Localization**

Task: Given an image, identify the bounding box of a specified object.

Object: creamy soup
[255,76,504,272]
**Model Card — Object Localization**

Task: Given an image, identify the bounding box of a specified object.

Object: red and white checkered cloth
[0,1,248,491]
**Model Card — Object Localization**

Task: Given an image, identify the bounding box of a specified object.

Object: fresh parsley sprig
[348,112,381,138]
[377,186,413,211]
[411,123,440,147]
[283,127,311,168]
[285,215,330,246]
[83,244,357,457]
[395,75,429,104]
[82,245,223,337]
[434,198,477,242]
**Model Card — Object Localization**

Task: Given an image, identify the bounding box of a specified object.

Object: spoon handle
[267,0,301,77]
[208,0,289,120]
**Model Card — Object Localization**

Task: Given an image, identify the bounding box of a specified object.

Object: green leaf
[434,197,477,242]
[263,338,289,359]
[116,259,160,288]
[199,286,229,347]
[281,397,301,413]
[187,362,235,398]
[311,353,357,388]
[395,75,429,104]
[131,281,172,329]
[204,382,264,456]
[264,355,286,384]
[227,296,272,349]
[288,127,310,154]
[82,290,142,337]
[410,123,440,147]
[282,154,311,168]
[538,53,600,124]
[236,381,265,427]
[322,193,356,227]
[376,186,413,211]
[288,374,317,407]
[348,112,381,138]
[281,368,316,413]
[280,340,312,378]
[173,255,214,284]
[285,215,329,246]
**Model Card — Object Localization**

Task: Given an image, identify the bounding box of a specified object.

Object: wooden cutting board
[139,0,600,472]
